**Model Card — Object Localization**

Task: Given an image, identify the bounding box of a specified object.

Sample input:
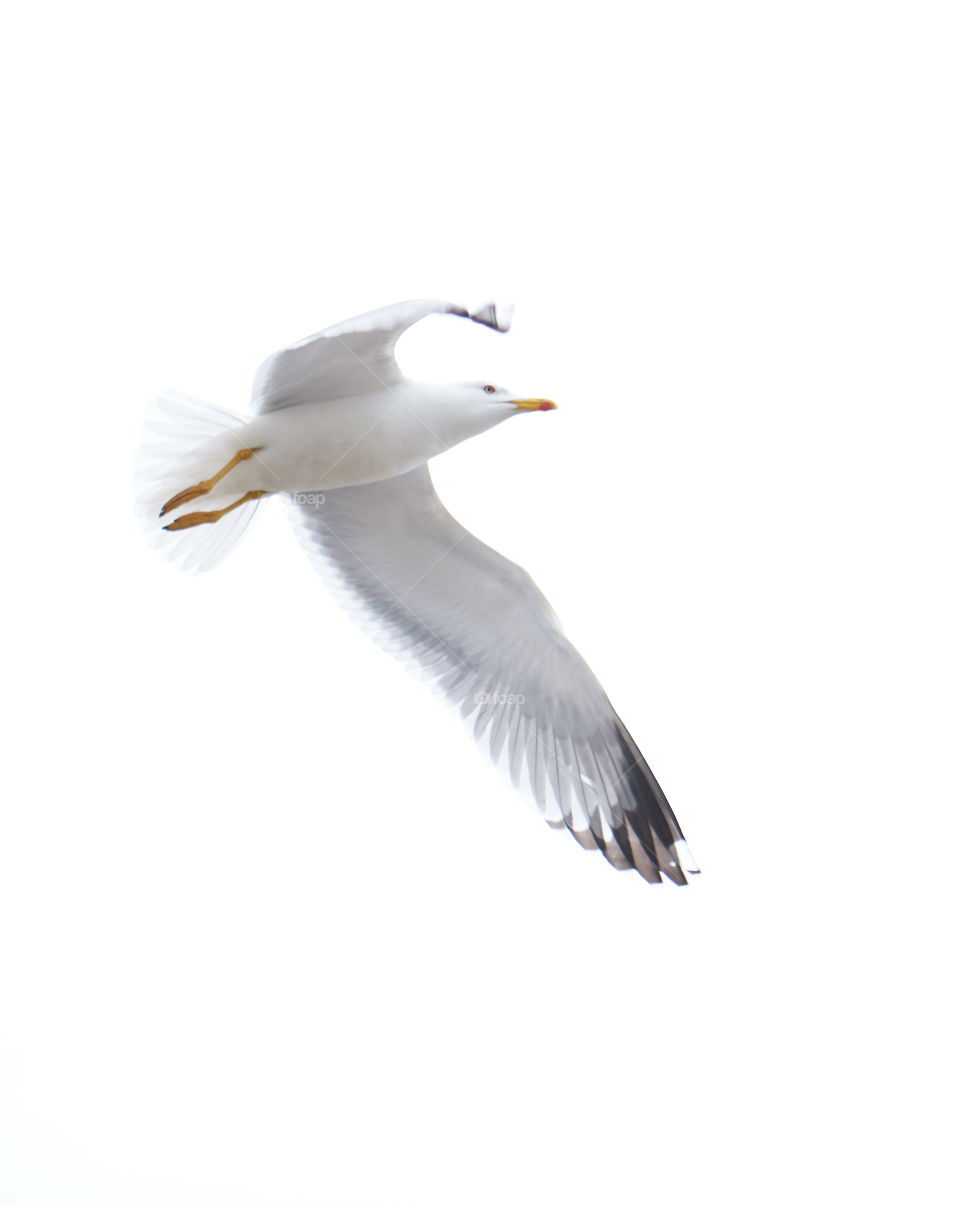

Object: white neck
[399,380,512,455]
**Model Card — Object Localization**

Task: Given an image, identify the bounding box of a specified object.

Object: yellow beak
[511,398,557,412]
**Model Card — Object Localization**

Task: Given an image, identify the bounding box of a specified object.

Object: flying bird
[136,299,698,883]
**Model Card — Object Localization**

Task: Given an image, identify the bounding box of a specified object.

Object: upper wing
[289,468,698,883]
[251,299,513,414]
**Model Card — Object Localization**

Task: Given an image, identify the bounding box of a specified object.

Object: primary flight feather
[136,299,698,883]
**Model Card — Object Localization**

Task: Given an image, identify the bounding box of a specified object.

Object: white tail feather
[134,390,263,574]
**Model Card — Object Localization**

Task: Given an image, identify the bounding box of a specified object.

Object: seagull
[136,299,698,883]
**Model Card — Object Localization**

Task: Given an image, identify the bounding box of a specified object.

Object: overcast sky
[2,2,957,1203]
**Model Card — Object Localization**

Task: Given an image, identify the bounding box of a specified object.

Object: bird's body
[136,298,698,883]
[163,380,515,506]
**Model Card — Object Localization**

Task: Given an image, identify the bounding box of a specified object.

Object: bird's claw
[159,447,262,518]
[163,489,269,531]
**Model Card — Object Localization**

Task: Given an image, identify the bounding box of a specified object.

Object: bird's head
[465,381,557,417]
[408,379,557,452]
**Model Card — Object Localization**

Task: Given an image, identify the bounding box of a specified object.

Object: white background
[2,2,957,1203]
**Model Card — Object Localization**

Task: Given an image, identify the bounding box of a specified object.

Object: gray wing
[252,299,512,414]
[289,467,698,883]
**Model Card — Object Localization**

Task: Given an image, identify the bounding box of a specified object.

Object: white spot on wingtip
[675,840,700,875]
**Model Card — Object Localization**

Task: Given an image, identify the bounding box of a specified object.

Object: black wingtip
[610,722,698,885]
[469,301,513,333]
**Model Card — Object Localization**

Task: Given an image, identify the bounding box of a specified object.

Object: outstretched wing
[252,299,512,414]
[289,468,698,883]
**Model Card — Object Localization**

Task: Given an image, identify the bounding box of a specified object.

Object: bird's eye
[483,384,496,394]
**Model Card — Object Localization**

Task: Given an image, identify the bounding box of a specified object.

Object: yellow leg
[159,447,263,517]
[163,490,270,531]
